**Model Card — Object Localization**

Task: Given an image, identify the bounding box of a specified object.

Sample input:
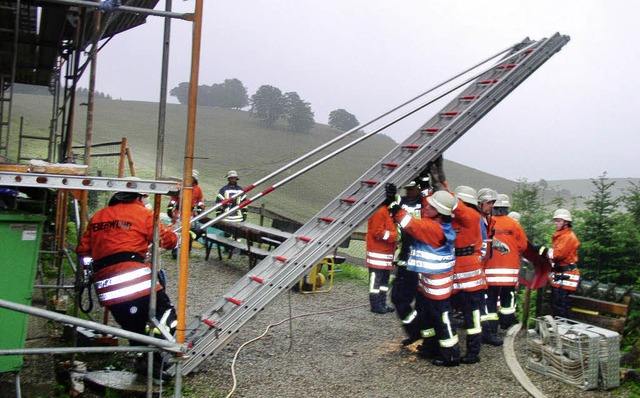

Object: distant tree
[218,78,249,109]
[328,109,359,132]
[284,92,315,133]
[510,179,550,245]
[573,173,618,282]
[622,181,640,224]
[197,85,214,107]
[250,85,286,127]
[169,82,190,104]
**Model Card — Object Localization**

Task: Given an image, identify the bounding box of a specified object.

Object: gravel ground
[1,251,633,397]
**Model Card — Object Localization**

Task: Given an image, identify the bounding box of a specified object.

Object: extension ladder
[173,33,570,376]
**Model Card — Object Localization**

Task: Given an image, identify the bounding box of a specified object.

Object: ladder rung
[422,127,439,133]
[250,276,265,284]
[497,63,516,70]
[341,198,357,204]
[460,95,478,101]
[298,236,312,242]
[362,179,378,185]
[478,79,499,85]
[203,319,217,327]
[226,297,243,306]
[442,111,459,117]
[403,144,420,150]
[320,217,334,223]
[383,162,398,168]
[275,256,288,263]
[524,49,534,54]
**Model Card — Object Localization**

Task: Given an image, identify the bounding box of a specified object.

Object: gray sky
[84,0,639,181]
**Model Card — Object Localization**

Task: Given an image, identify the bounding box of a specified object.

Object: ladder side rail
[178,33,570,375]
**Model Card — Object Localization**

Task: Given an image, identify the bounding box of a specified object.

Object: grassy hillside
[9,93,533,220]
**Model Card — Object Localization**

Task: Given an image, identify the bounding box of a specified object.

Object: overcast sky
[83,0,639,182]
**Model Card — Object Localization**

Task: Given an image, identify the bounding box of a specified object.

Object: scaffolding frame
[0,1,202,397]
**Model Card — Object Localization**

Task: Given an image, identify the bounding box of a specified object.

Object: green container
[0,212,46,372]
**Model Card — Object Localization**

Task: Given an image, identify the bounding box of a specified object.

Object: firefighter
[541,208,580,317]
[166,169,205,225]
[388,185,460,367]
[476,188,504,346]
[216,170,247,223]
[450,185,486,364]
[76,178,179,378]
[391,181,423,343]
[365,183,399,314]
[484,194,528,342]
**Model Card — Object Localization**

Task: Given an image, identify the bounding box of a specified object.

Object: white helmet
[552,208,572,222]
[426,190,457,216]
[508,211,521,222]
[192,169,200,180]
[477,188,498,203]
[454,185,477,205]
[495,194,511,208]
[225,170,239,179]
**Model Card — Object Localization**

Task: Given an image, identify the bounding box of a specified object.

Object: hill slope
[11,94,522,219]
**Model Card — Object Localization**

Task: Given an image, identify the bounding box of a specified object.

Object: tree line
[511,174,640,344]
[169,78,360,134]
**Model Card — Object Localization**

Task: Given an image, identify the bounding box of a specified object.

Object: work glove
[492,238,510,255]
[190,227,204,241]
[388,202,402,218]
[429,155,445,191]
[384,183,398,205]
[537,245,549,259]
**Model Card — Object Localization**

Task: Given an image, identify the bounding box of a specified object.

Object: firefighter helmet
[192,169,200,180]
[426,190,456,216]
[226,170,239,179]
[112,176,143,202]
[552,208,572,222]
[508,211,521,222]
[477,188,498,203]
[495,194,511,208]
[453,185,477,205]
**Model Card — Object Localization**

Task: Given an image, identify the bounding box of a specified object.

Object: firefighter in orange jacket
[76,182,178,376]
[541,208,580,317]
[388,174,460,366]
[167,169,205,225]
[365,184,398,314]
[451,185,486,364]
[484,194,528,341]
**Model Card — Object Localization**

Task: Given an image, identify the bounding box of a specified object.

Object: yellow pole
[176,0,202,344]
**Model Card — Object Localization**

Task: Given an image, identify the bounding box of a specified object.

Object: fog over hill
[10,94,635,219]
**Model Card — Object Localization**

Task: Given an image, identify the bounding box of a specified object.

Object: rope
[224,302,368,398]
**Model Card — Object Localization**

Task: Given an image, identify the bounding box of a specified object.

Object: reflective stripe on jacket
[452,202,485,293]
[216,184,246,222]
[485,215,528,286]
[365,205,397,270]
[92,261,160,306]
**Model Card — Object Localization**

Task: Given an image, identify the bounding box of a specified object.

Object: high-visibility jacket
[76,201,178,306]
[481,214,496,267]
[547,227,580,291]
[452,201,485,293]
[395,209,456,300]
[216,183,246,223]
[167,183,205,224]
[485,215,528,287]
[365,205,398,270]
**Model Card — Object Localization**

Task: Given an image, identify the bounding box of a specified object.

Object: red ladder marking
[251,276,264,284]
[298,236,313,242]
[341,198,357,204]
[478,79,499,85]
[203,319,217,327]
[275,256,288,263]
[362,179,379,185]
[383,162,399,168]
[403,144,420,150]
[320,217,334,223]
[422,127,439,133]
[460,95,478,100]
[497,63,516,70]
[227,297,243,306]
[442,111,459,116]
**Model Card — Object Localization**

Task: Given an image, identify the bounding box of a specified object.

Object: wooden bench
[204,233,271,268]
[566,294,631,335]
[538,289,631,335]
